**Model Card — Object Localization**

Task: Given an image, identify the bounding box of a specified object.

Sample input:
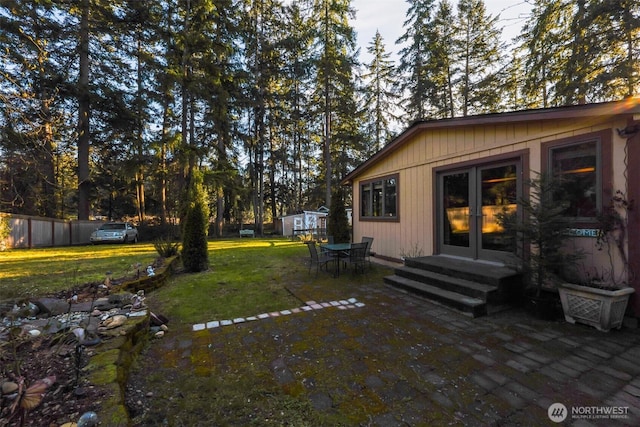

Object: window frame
[359,174,399,222]
[542,129,612,226]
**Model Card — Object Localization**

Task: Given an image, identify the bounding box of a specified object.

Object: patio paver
[151,259,640,426]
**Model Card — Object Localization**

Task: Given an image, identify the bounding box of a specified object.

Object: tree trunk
[77,0,91,220]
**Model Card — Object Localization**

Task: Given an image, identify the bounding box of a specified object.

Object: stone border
[90,255,180,426]
[193,298,366,331]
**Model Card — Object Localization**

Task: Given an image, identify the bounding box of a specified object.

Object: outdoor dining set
[305,236,374,277]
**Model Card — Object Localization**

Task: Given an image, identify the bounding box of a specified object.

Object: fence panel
[0,213,104,249]
[30,218,53,247]
[54,221,71,246]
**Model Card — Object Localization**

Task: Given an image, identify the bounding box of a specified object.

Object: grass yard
[148,238,308,326]
[0,238,324,323]
[0,243,159,300]
[1,238,394,425]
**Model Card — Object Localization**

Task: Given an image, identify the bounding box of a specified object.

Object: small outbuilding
[279,210,328,239]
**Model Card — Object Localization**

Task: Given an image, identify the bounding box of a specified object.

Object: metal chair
[346,242,368,274]
[305,241,333,275]
[321,235,335,257]
[361,236,374,267]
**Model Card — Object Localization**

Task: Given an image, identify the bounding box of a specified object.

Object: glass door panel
[479,164,518,254]
[438,160,520,263]
[442,172,472,253]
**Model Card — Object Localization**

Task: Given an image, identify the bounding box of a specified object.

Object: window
[550,141,598,218]
[360,175,398,219]
[544,129,615,222]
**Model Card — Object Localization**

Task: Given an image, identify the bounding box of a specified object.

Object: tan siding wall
[352,117,629,262]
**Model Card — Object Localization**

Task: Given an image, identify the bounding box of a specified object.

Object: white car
[90,222,139,244]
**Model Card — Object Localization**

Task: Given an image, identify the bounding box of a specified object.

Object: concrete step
[384,275,487,317]
[394,266,501,302]
[404,256,519,287]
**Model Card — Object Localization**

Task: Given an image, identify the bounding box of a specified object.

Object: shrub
[498,172,583,296]
[153,239,181,258]
[0,216,10,251]
[181,172,209,272]
[328,189,351,243]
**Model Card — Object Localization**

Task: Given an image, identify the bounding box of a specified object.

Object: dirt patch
[0,332,109,426]
[0,271,157,427]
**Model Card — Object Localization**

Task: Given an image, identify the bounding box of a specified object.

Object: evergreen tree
[280,4,316,213]
[558,0,592,104]
[76,0,91,220]
[453,0,504,116]
[396,0,437,121]
[427,0,456,118]
[362,31,400,153]
[518,0,573,108]
[327,188,350,243]
[581,0,640,100]
[182,170,209,273]
[242,0,287,235]
[311,0,359,207]
[0,0,71,217]
[519,0,639,107]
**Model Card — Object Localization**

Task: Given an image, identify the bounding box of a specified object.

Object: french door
[437,160,520,263]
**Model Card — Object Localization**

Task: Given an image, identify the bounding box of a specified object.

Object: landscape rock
[33,297,70,316]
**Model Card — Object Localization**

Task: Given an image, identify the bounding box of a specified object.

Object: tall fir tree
[311,0,359,207]
[328,188,350,243]
[427,0,456,118]
[362,31,399,153]
[519,0,573,108]
[0,0,72,217]
[280,4,316,213]
[396,0,438,121]
[453,0,504,116]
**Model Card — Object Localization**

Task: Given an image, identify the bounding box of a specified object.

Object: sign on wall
[567,229,599,238]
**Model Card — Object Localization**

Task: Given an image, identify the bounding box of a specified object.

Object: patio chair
[321,235,335,257]
[361,236,375,266]
[346,242,368,274]
[305,241,333,276]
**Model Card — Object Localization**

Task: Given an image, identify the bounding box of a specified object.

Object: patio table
[319,243,351,277]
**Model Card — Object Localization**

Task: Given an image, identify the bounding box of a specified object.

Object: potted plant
[499,172,583,319]
[558,191,635,331]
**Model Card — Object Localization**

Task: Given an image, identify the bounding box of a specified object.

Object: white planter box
[559,283,635,332]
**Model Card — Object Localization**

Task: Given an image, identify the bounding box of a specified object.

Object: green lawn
[0,239,309,311]
[0,243,159,300]
[148,238,308,326]
[0,238,394,425]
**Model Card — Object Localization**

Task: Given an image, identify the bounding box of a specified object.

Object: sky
[350,0,535,63]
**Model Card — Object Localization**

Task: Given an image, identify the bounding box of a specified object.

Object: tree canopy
[1,0,638,228]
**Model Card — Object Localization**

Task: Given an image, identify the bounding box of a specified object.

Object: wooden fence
[0,213,104,249]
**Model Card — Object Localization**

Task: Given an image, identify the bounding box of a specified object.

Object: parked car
[90,222,138,244]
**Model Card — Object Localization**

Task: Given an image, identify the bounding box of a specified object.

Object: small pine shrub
[328,189,351,243]
[182,172,209,272]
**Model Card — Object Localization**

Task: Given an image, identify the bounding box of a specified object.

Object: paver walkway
[151,263,640,426]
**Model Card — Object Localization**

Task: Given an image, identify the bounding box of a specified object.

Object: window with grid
[360,175,398,219]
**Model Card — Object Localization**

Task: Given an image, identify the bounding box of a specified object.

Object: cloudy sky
[350,0,534,62]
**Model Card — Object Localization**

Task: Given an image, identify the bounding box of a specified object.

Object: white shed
[280,210,328,239]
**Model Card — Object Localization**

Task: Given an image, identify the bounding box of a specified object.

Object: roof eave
[341,98,640,185]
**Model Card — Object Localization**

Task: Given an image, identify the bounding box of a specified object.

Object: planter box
[559,283,635,332]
